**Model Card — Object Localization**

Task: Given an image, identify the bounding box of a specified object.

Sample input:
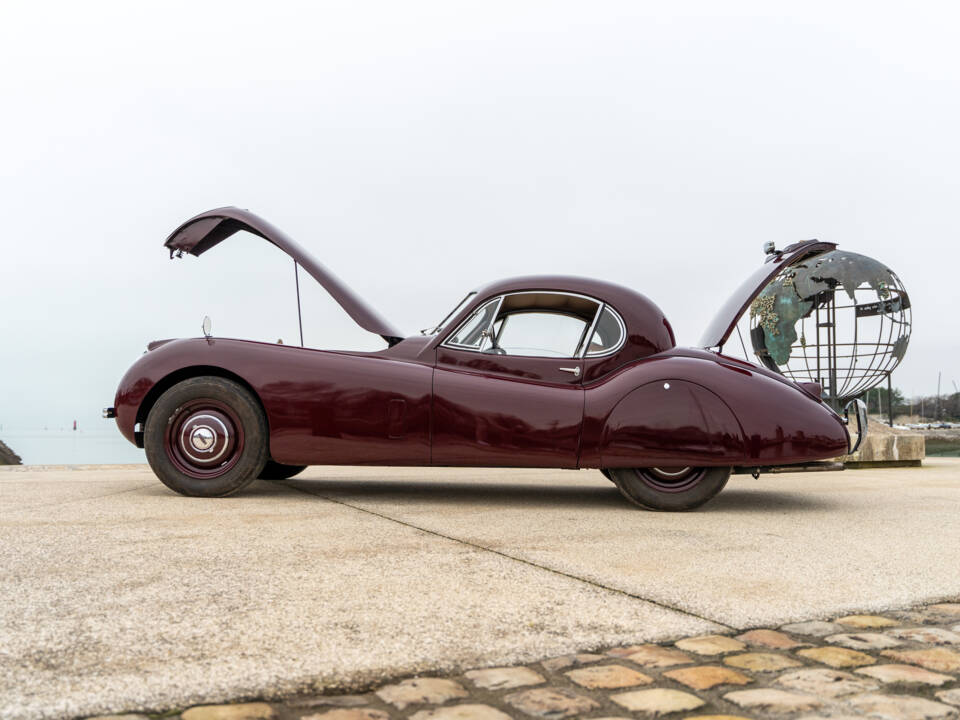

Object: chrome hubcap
[164,399,245,481]
[177,413,231,464]
[648,466,692,480]
[633,466,706,493]
[189,425,216,451]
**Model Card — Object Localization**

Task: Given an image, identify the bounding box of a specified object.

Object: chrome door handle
[559,366,581,376]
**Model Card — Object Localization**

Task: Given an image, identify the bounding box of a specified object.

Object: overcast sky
[1,0,957,431]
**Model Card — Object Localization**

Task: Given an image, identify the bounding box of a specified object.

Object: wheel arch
[134,365,268,448]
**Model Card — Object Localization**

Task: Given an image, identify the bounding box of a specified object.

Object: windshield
[422,292,477,335]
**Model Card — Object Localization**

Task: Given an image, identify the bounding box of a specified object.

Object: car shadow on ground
[708,488,837,512]
[281,479,627,508]
[254,478,838,513]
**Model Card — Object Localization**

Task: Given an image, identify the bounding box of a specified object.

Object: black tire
[144,376,268,497]
[608,466,731,511]
[600,468,614,482]
[259,460,307,481]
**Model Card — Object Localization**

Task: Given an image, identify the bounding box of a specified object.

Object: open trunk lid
[699,240,837,350]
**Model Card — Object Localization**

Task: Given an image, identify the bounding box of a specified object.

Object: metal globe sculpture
[749,249,911,408]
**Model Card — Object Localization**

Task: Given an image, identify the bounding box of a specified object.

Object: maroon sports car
[106,207,866,510]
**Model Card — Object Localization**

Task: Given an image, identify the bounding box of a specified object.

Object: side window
[497,312,588,358]
[446,298,500,349]
[585,306,624,356]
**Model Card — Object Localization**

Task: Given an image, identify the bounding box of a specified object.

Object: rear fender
[600,380,746,468]
[583,353,850,468]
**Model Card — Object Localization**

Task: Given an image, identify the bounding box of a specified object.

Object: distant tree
[859,386,905,416]
[904,391,960,421]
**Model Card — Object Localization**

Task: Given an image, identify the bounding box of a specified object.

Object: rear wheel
[259,461,307,480]
[144,376,268,497]
[607,466,730,511]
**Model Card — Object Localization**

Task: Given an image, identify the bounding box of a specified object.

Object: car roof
[473,275,653,308]
[468,274,676,361]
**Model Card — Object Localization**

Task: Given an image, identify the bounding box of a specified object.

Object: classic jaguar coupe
[106,207,866,510]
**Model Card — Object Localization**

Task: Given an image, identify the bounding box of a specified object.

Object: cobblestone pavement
[88,602,960,720]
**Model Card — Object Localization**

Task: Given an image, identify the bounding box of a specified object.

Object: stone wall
[0,439,22,465]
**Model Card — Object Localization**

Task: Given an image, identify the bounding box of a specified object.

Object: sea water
[0,430,145,465]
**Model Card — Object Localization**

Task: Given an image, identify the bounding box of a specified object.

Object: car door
[431,293,596,468]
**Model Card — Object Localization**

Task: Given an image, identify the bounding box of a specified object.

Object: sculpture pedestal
[843,420,925,468]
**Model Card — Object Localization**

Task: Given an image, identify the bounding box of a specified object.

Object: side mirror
[202,315,212,338]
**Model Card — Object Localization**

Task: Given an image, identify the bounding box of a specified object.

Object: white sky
[1,0,958,430]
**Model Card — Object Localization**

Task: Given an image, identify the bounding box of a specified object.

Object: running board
[734,461,845,476]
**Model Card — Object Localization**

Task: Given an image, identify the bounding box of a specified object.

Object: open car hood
[164,207,404,345]
[699,239,837,350]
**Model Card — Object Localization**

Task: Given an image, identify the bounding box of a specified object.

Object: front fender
[113,339,263,447]
[113,337,434,465]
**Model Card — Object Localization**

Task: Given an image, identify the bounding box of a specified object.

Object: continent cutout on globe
[750,250,905,369]
[791,251,897,303]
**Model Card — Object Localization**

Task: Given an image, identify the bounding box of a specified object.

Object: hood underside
[164,207,404,344]
[699,239,837,350]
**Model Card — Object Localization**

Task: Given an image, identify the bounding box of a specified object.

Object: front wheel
[607,466,731,511]
[144,376,269,497]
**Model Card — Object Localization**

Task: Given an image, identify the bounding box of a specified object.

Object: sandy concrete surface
[1,459,958,720]
[292,459,960,627]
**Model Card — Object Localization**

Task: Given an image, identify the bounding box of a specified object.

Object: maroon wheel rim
[632,466,706,493]
[163,398,245,480]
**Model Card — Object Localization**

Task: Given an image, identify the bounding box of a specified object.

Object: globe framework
[749,249,911,405]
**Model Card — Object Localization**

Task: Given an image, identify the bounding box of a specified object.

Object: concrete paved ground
[1,459,958,720]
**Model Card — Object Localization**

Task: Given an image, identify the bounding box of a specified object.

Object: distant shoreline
[0,430,144,465]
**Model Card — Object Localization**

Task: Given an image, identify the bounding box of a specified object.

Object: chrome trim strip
[584,305,627,359]
[442,295,505,351]
[578,302,604,358]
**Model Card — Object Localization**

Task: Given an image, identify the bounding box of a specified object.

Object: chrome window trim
[577,302,604,358]
[582,305,627,358]
[442,295,505,351]
[440,290,626,359]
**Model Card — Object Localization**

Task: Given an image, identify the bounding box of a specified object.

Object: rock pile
[0,438,22,465]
